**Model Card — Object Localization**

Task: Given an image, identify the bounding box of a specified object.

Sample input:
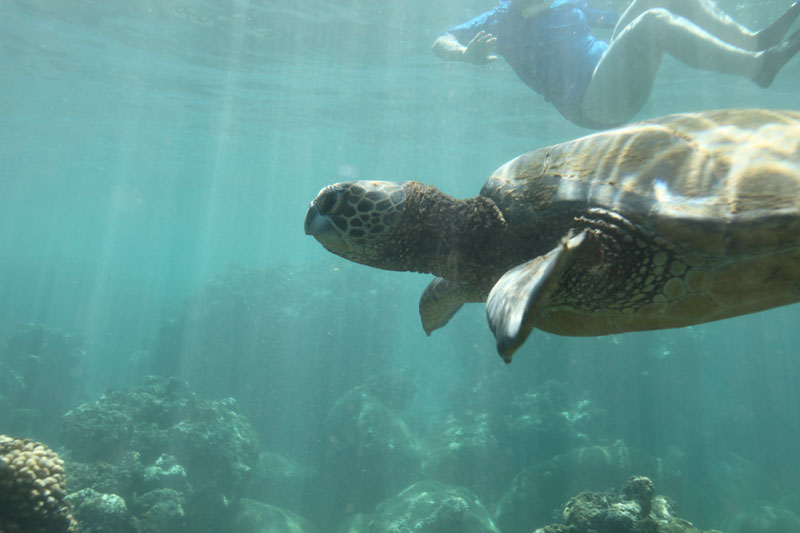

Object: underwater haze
[2,0,800,532]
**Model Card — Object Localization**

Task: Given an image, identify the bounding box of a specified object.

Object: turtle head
[305,180,410,266]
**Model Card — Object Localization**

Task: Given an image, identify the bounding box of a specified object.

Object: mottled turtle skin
[305,109,800,361]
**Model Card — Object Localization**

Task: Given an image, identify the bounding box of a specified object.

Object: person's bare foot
[754,28,800,87]
[756,2,800,50]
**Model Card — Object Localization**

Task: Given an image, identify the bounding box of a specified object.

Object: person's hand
[463,31,497,64]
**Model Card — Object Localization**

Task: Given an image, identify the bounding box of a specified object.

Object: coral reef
[0,435,77,533]
[533,476,721,533]
[60,376,260,532]
[4,266,793,533]
[66,488,137,533]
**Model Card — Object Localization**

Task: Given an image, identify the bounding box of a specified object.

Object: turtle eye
[317,190,341,215]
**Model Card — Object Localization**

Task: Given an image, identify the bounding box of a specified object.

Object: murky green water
[2,1,800,532]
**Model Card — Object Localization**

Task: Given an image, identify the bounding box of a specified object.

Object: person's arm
[432,31,498,64]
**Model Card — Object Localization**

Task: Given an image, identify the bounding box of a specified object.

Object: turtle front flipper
[487,231,589,362]
[420,277,486,335]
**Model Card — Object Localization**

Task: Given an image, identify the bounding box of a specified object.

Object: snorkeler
[433,0,800,128]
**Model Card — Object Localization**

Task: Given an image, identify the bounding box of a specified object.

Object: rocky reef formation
[245,451,317,518]
[340,481,500,533]
[4,264,793,532]
[723,500,800,533]
[0,435,77,533]
[232,498,320,533]
[60,376,260,532]
[533,476,721,533]
[317,387,424,522]
[423,375,606,505]
[495,441,683,531]
[672,450,782,528]
[66,488,137,533]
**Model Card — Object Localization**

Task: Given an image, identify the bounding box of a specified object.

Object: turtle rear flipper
[419,277,473,334]
[487,232,588,362]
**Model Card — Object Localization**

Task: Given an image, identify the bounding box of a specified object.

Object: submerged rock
[360,367,418,412]
[423,377,605,506]
[671,450,782,528]
[66,488,137,533]
[533,476,721,533]
[232,498,319,533]
[246,451,317,517]
[131,488,186,533]
[723,500,800,533]
[495,441,682,531]
[423,412,504,503]
[141,453,189,493]
[65,450,144,503]
[318,388,423,521]
[340,480,499,533]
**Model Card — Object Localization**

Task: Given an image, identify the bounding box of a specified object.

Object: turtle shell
[483,108,800,257]
[480,109,800,337]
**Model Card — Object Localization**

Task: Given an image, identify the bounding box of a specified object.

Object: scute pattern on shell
[0,435,77,533]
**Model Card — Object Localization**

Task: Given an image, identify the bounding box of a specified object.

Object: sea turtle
[304,109,800,362]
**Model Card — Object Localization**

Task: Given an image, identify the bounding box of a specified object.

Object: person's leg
[755,2,800,48]
[582,9,774,126]
[754,28,800,86]
[614,0,800,50]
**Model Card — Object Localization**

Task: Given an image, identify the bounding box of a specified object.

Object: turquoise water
[2,1,800,531]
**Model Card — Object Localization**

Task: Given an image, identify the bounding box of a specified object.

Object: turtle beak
[304,202,354,254]
[304,203,321,235]
[304,203,335,239]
